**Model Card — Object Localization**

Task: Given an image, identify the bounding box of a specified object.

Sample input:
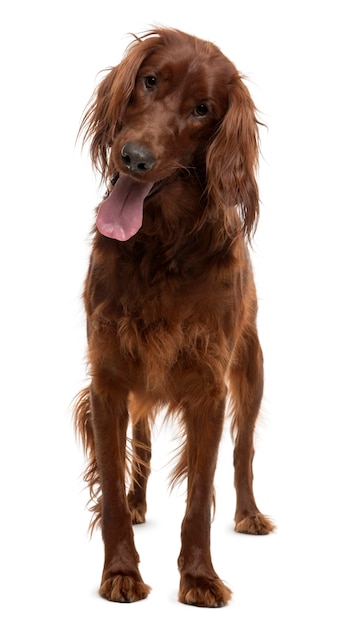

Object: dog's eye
[194,103,209,118]
[143,76,157,90]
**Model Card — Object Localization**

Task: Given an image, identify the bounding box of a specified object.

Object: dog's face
[82,29,259,239]
[110,46,234,183]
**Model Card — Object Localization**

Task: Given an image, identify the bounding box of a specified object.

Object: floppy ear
[78,36,158,180]
[206,76,260,239]
[78,66,120,179]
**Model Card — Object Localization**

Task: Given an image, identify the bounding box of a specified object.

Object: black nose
[120,142,155,173]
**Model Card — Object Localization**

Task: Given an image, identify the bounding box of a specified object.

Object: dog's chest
[117,281,201,362]
[91,239,232,390]
[114,258,221,364]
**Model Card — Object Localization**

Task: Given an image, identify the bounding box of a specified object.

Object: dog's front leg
[90,387,151,602]
[178,396,232,608]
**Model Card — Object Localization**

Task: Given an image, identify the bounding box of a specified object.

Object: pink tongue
[96,176,153,241]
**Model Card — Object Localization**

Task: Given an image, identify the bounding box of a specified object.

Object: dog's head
[80,28,259,239]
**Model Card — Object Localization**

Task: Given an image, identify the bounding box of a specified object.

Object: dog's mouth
[96,175,154,241]
[96,173,179,241]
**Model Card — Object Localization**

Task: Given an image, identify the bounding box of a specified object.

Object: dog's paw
[127,491,147,524]
[235,513,275,535]
[99,574,151,603]
[179,574,232,608]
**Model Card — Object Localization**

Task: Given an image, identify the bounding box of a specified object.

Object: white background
[1,1,343,624]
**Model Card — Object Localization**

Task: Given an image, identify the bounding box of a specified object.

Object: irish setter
[75,27,274,608]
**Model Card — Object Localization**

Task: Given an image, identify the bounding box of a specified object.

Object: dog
[75,27,274,608]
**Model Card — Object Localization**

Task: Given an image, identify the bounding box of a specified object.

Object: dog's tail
[74,387,102,534]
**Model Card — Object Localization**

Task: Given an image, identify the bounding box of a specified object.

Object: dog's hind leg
[230,323,275,535]
[127,415,152,524]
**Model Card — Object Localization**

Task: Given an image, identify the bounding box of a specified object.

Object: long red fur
[75,27,274,607]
